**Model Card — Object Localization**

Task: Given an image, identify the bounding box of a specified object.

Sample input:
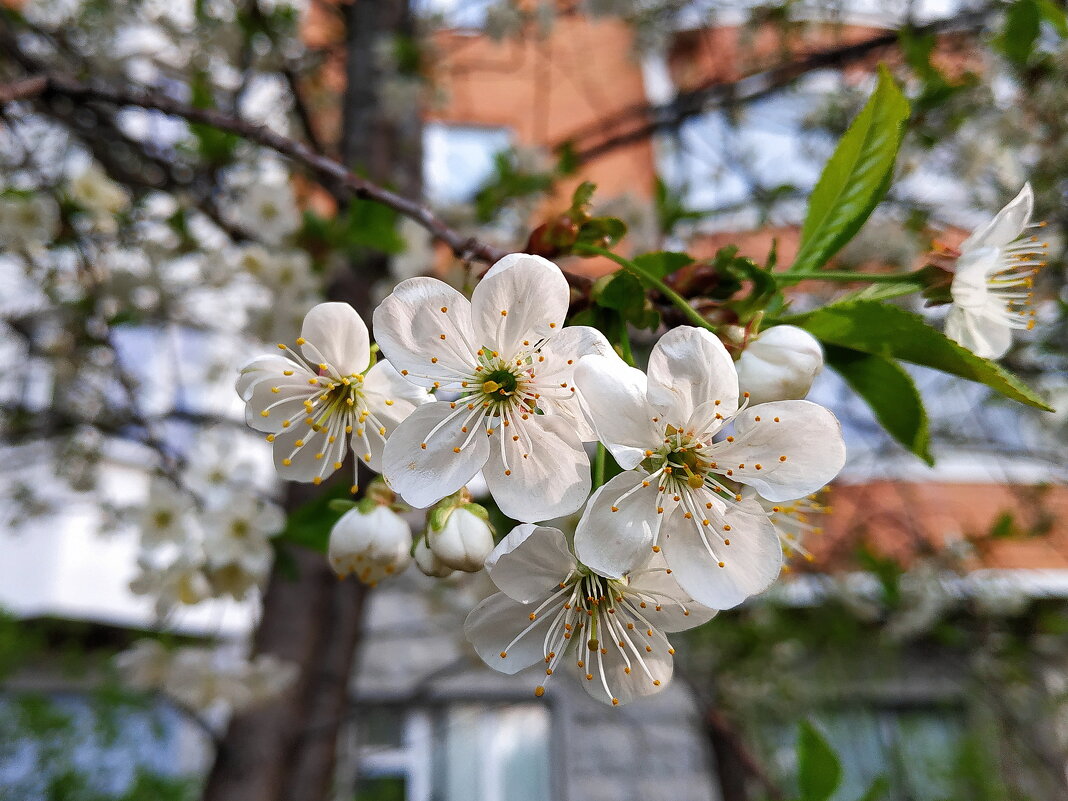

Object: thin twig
[0,72,510,266]
[557,8,995,166]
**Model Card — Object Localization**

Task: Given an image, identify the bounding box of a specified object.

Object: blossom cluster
[236,253,849,705]
[115,639,298,715]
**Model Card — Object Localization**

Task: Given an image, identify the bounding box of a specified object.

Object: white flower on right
[734,325,824,405]
[464,523,715,706]
[945,183,1046,359]
[573,326,846,609]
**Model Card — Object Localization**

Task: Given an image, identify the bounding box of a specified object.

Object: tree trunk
[201,2,421,800]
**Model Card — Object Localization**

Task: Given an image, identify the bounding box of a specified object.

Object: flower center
[480,367,520,402]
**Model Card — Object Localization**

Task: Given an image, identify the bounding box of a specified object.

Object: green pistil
[480,367,519,398]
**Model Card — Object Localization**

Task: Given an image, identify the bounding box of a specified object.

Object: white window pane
[438,704,551,801]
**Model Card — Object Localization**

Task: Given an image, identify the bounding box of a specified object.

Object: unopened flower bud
[328,505,412,586]
[427,506,494,573]
[735,324,823,405]
[414,535,454,578]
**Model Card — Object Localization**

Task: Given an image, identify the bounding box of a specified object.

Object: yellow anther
[282,458,292,466]
[296,337,306,345]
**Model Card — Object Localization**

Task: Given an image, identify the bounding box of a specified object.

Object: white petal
[243,375,317,434]
[574,354,659,469]
[711,400,845,502]
[646,326,739,423]
[356,362,429,473]
[662,500,782,609]
[382,401,490,509]
[482,414,590,522]
[627,557,718,632]
[949,248,998,310]
[300,302,370,376]
[578,609,673,706]
[533,325,619,440]
[236,354,300,399]
[735,325,824,405]
[272,425,340,483]
[362,360,431,428]
[464,592,557,675]
[472,254,568,354]
[945,305,1011,359]
[575,472,662,578]
[486,524,576,603]
[372,277,477,386]
[960,183,1033,252]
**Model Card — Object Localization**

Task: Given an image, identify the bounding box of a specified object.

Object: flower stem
[617,319,635,367]
[778,270,921,285]
[593,443,606,491]
[575,244,716,332]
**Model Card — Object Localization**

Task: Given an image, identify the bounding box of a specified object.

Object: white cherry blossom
[573,326,845,609]
[465,523,715,706]
[138,477,193,548]
[237,302,430,489]
[734,324,824,405]
[202,495,284,572]
[231,180,301,244]
[68,163,130,228]
[427,506,495,572]
[328,504,413,585]
[129,549,212,617]
[375,253,616,522]
[945,183,1047,359]
[0,194,60,249]
[414,535,455,578]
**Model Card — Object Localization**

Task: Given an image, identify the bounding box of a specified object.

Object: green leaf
[999,0,1042,64]
[570,180,596,213]
[856,776,889,801]
[797,721,842,801]
[791,66,909,273]
[791,300,1052,410]
[825,345,932,463]
[631,251,694,280]
[596,271,644,313]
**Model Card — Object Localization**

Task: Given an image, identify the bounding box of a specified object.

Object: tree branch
[0,72,511,266]
[556,8,995,166]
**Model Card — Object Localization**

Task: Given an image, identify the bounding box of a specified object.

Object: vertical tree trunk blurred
[201,2,420,800]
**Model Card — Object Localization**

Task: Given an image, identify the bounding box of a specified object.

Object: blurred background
[0,1,1066,800]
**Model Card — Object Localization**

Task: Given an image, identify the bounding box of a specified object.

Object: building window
[346,703,551,801]
[423,123,513,207]
[433,704,551,801]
